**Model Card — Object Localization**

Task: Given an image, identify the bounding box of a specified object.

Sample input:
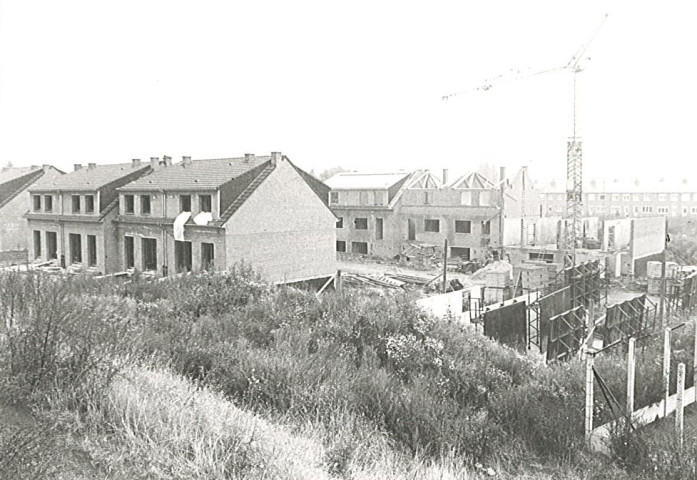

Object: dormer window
[330,192,339,204]
[85,195,95,213]
[44,195,53,212]
[180,195,192,212]
[33,195,41,211]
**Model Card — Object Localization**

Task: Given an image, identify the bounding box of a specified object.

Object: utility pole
[659,217,670,326]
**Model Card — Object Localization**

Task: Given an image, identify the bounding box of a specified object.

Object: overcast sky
[1,1,695,183]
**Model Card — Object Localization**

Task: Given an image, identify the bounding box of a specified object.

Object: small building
[25,160,152,272]
[0,165,64,264]
[114,152,336,284]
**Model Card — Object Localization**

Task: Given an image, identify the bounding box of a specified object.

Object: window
[641,206,653,213]
[142,238,157,271]
[330,192,339,204]
[336,240,346,252]
[588,207,594,215]
[46,232,57,259]
[72,195,81,213]
[376,218,383,240]
[354,218,368,230]
[201,243,215,271]
[336,217,343,228]
[455,220,471,233]
[682,193,690,201]
[658,193,667,201]
[683,207,688,216]
[33,231,41,259]
[598,194,606,201]
[587,193,596,201]
[632,194,640,201]
[692,207,697,214]
[643,193,652,201]
[124,236,135,269]
[141,195,151,215]
[199,195,212,213]
[351,241,368,254]
[180,195,192,212]
[175,240,192,273]
[479,191,491,206]
[69,233,82,264]
[460,191,472,205]
[671,193,679,201]
[359,191,369,205]
[424,219,439,232]
[33,195,41,211]
[658,207,669,214]
[87,235,97,267]
[620,194,629,201]
[374,191,386,205]
[482,221,491,235]
[125,195,135,214]
[44,195,53,212]
[598,206,607,213]
[85,195,95,213]
[612,194,619,201]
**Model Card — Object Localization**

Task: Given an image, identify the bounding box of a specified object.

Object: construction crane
[443,13,609,268]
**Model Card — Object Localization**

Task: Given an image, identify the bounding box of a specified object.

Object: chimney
[88,162,97,170]
[132,158,141,168]
[442,168,449,185]
[42,164,51,172]
[150,157,159,169]
[182,156,192,165]
[30,165,39,170]
[163,155,172,167]
[499,166,506,184]
[270,152,282,165]
[74,164,83,171]
[244,153,255,163]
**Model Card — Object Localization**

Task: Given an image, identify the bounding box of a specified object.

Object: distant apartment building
[540,177,697,218]
[0,165,64,258]
[114,153,336,283]
[326,167,540,262]
[25,161,152,272]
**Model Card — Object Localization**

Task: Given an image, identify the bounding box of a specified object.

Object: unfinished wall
[601,218,632,252]
[225,158,337,283]
[631,217,665,260]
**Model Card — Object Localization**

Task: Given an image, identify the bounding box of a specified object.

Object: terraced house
[25,161,152,272]
[0,165,63,264]
[114,152,336,284]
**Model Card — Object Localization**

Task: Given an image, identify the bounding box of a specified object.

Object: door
[407,219,416,241]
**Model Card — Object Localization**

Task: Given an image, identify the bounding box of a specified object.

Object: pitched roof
[405,171,442,189]
[0,169,45,209]
[325,172,412,190]
[0,166,41,184]
[30,163,149,192]
[119,156,271,191]
[538,178,697,194]
[215,162,276,226]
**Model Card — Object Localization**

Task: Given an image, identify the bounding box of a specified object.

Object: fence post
[585,348,594,449]
[335,269,342,293]
[676,363,685,449]
[627,337,636,415]
[663,327,671,418]
[694,321,697,390]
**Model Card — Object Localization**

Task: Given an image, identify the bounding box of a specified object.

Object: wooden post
[442,239,448,293]
[585,348,594,448]
[663,327,671,418]
[659,217,669,326]
[676,363,685,448]
[694,321,697,390]
[520,217,525,247]
[627,337,636,415]
[335,269,342,294]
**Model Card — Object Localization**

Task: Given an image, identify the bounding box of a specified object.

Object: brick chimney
[244,153,255,163]
[132,158,141,168]
[150,157,159,169]
[74,164,83,171]
[270,152,282,165]
[182,156,192,165]
[442,168,449,185]
[88,162,97,170]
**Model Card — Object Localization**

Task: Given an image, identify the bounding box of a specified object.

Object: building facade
[25,160,152,272]
[114,153,336,283]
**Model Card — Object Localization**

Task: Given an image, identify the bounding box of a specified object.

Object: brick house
[114,152,336,284]
[327,167,538,262]
[0,165,64,260]
[25,161,151,272]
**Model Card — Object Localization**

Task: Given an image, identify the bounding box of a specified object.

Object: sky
[1,1,695,184]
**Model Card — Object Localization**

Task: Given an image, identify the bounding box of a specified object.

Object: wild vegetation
[0,266,694,478]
